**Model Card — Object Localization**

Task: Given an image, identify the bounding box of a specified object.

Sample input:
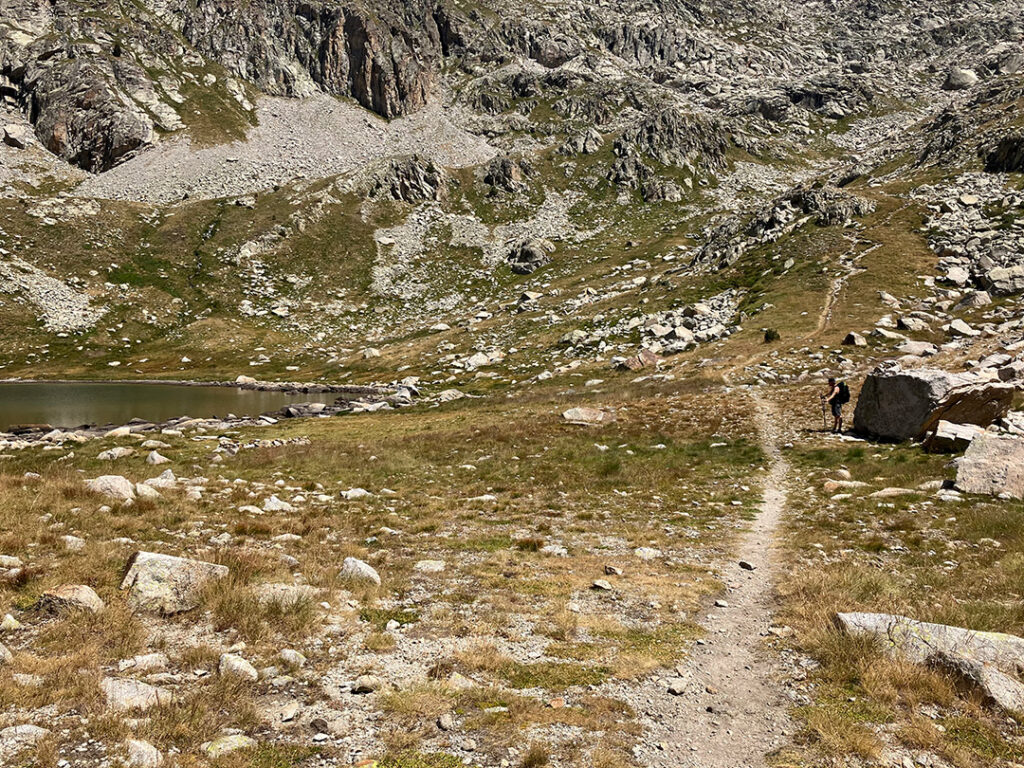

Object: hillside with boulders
[1,0,1024,766]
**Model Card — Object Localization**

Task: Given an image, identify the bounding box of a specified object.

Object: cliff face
[0,0,441,172]
[2,0,1023,179]
[174,0,439,117]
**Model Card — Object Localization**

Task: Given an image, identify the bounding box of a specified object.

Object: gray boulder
[86,475,136,502]
[923,420,985,453]
[943,68,979,90]
[37,584,104,614]
[120,551,229,614]
[955,433,1024,499]
[853,364,1013,441]
[835,612,1024,672]
[508,239,555,275]
[339,556,381,586]
[930,652,1024,713]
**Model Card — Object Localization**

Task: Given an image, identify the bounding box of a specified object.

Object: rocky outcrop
[853,364,1014,442]
[691,185,875,271]
[507,238,554,275]
[986,131,1024,173]
[955,433,1024,499]
[0,4,160,173]
[613,108,727,173]
[174,0,438,118]
[369,155,446,203]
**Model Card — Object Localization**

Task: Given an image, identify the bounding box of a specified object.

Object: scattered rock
[955,433,1024,499]
[220,653,258,682]
[562,407,615,426]
[86,475,136,502]
[340,556,381,585]
[37,584,104,614]
[120,551,229,614]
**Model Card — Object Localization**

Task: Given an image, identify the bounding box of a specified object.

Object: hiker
[823,377,850,433]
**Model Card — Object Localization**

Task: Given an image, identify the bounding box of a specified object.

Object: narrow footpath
[649,391,793,767]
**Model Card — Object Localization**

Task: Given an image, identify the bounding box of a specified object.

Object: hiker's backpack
[836,381,851,404]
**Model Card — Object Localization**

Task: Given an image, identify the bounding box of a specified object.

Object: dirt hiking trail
[648,391,793,767]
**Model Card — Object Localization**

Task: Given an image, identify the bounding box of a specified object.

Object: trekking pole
[820,394,828,431]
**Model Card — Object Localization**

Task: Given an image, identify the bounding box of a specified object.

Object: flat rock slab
[120,551,228,614]
[101,677,173,711]
[955,433,1024,499]
[562,407,615,426]
[835,612,1024,675]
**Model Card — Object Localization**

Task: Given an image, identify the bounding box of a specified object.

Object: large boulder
[836,612,1024,714]
[86,475,136,503]
[923,420,986,453]
[508,239,555,275]
[853,364,1013,441]
[120,552,228,614]
[835,612,1024,670]
[955,433,1024,499]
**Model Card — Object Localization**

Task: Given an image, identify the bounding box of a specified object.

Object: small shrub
[763,328,781,343]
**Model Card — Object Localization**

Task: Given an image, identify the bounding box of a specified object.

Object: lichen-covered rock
[955,433,1024,500]
[37,584,104,614]
[202,735,256,757]
[85,475,136,502]
[120,551,228,614]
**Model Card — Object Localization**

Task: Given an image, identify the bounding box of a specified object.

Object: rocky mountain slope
[1,2,1024,765]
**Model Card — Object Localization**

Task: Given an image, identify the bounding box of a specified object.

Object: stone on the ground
[562,407,615,426]
[146,451,170,465]
[340,556,380,585]
[944,67,979,90]
[340,488,372,500]
[101,677,172,711]
[202,735,256,757]
[667,677,689,695]
[930,652,1024,713]
[37,584,104,614]
[842,331,866,347]
[835,612,1024,674]
[2,124,32,149]
[125,738,163,767]
[263,494,294,512]
[120,551,229,614]
[955,433,1024,499]
[279,649,306,667]
[0,642,12,664]
[0,724,51,756]
[98,447,135,461]
[853,364,1013,441]
[923,420,986,453]
[219,653,258,682]
[86,475,136,502]
[352,674,382,693]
